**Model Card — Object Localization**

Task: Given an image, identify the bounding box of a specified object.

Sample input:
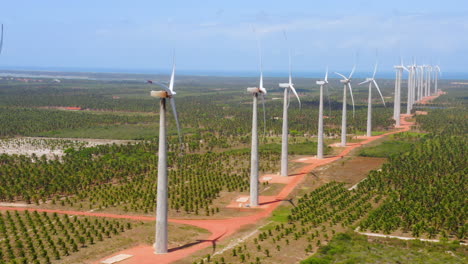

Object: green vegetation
[202,182,376,264]
[0,107,153,138]
[358,133,424,158]
[359,95,467,239]
[359,140,414,158]
[194,90,467,264]
[0,142,280,215]
[301,232,466,264]
[0,210,135,264]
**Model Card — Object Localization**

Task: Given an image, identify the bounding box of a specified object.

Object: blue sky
[0,0,467,76]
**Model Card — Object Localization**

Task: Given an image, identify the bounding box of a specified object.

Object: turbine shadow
[168,230,227,253]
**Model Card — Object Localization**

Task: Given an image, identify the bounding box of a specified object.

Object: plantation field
[186,89,467,264]
[0,74,465,264]
[301,232,467,264]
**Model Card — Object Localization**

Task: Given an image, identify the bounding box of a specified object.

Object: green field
[301,232,467,264]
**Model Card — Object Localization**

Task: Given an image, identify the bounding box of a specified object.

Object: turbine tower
[316,68,328,159]
[278,32,301,177]
[424,65,430,97]
[359,61,385,137]
[246,29,267,207]
[149,55,182,254]
[406,62,416,115]
[427,65,432,96]
[434,65,441,93]
[335,66,356,147]
[417,65,424,102]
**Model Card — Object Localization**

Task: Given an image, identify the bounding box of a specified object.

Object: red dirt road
[1,102,435,264]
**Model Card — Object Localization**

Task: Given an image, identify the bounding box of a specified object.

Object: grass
[359,140,415,158]
[268,205,291,223]
[301,232,467,264]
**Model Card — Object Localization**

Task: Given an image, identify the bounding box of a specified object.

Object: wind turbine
[316,68,328,159]
[334,65,356,147]
[246,28,267,207]
[393,59,407,127]
[278,32,301,177]
[149,54,182,254]
[358,61,385,137]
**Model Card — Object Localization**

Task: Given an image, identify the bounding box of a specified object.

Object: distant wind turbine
[334,65,356,147]
[149,53,182,254]
[316,68,328,159]
[246,28,267,207]
[278,32,301,177]
[393,59,407,127]
[359,61,386,137]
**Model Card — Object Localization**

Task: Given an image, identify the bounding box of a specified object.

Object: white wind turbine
[278,32,301,177]
[335,65,356,147]
[316,68,328,159]
[246,28,267,207]
[149,54,182,254]
[393,59,407,127]
[358,61,386,137]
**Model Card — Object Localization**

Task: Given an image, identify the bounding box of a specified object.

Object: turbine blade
[290,85,301,109]
[288,48,292,85]
[326,85,332,116]
[168,53,176,93]
[253,25,263,76]
[283,30,292,85]
[170,97,183,146]
[348,83,355,117]
[261,93,266,136]
[373,80,386,107]
[325,67,328,83]
[372,61,378,79]
[153,82,172,94]
[260,72,263,90]
[348,64,356,79]
[358,80,370,85]
[0,24,3,55]
[334,72,347,80]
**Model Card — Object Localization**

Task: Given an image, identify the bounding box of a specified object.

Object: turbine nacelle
[278,83,291,88]
[339,79,350,84]
[150,90,171,98]
[247,87,260,93]
[316,80,326,85]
